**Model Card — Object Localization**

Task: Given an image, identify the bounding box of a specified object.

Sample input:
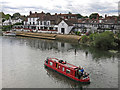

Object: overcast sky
[0,0,119,16]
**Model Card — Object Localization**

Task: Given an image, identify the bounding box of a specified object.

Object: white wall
[58,20,73,34]
[28,17,38,25]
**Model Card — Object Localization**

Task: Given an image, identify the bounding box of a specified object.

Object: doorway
[61,28,65,34]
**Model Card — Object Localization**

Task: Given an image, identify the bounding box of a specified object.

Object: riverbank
[4,31,120,50]
[15,31,81,43]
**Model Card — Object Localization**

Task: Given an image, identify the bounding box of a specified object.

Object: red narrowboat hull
[44,62,90,83]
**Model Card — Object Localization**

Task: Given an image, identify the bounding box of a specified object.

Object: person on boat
[80,67,84,73]
[77,66,84,79]
[83,72,89,78]
[78,66,84,73]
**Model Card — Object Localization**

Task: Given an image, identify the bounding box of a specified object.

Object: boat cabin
[45,57,84,79]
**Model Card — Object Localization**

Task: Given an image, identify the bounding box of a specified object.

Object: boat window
[56,63,58,68]
[62,67,65,71]
[59,66,61,69]
[50,62,53,66]
[66,69,70,74]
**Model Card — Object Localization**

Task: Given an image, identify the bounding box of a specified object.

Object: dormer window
[48,22,49,25]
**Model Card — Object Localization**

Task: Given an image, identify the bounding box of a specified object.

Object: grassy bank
[80,31,120,50]
[56,34,81,43]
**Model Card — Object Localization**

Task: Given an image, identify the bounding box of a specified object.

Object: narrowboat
[44,57,90,83]
[3,31,16,36]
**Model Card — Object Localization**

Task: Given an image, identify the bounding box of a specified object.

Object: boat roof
[48,58,78,69]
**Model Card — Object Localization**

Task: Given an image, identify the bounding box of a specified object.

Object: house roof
[64,20,73,26]
[37,14,61,25]
[58,18,78,26]
[28,12,45,18]
[58,14,77,17]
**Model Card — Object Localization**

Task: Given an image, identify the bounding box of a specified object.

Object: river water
[1,36,119,88]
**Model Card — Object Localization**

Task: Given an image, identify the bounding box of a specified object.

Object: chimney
[105,14,107,18]
[41,11,44,13]
[97,14,99,20]
[55,13,57,15]
[30,11,32,15]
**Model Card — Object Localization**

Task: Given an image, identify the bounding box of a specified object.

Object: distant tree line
[0,12,26,23]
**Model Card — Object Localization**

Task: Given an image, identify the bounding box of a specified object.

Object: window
[55,28,58,30]
[41,27,43,29]
[59,66,61,69]
[62,67,65,71]
[49,27,53,30]
[41,22,42,25]
[37,21,39,25]
[48,22,49,25]
[44,21,46,25]
[33,22,35,25]
[62,23,64,26]
[66,69,70,74]
[44,27,48,30]
[50,62,53,66]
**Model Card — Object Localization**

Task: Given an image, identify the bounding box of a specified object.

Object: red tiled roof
[58,14,77,16]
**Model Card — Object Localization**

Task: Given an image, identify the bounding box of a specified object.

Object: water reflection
[21,37,119,60]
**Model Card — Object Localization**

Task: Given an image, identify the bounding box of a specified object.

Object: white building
[3,17,23,26]
[58,20,73,34]
[23,11,61,33]
[14,11,77,34]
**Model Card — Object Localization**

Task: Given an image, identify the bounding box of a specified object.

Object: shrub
[81,35,89,43]
[89,33,97,42]
[2,25,13,31]
[75,31,81,35]
[93,31,115,50]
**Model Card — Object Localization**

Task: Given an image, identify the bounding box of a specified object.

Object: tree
[77,14,83,19]
[89,13,99,19]
[93,31,115,50]
[99,16,103,19]
[5,14,11,20]
[0,12,5,18]
[83,16,88,18]
[2,19,5,22]
[2,25,13,31]
[0,12,11,20]
[68,12,72,14]
[46,12,51,15]
[12,13,21,18]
